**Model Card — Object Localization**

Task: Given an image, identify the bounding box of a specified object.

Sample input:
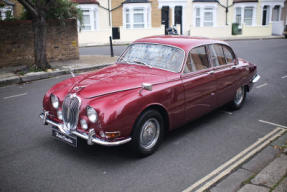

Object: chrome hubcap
[140,118,160,150]
[234,87,244,106]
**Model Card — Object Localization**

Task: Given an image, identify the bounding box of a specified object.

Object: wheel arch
[134,104,170,135]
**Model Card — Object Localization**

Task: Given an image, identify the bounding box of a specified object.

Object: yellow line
[196,128,286,192]
[182,127,282,192]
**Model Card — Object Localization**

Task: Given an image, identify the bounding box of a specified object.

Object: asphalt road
[1,39,287,192]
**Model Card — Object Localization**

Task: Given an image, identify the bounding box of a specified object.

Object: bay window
[235,7,242,25]
[133,8,145,28]
[203,8,214,26]
[123,4,151,29]
[77,5,98,31]
[193,4,216,27]
[244,7,253,25]
[82,10,92,30]
[234,4,256,26]
[195,8,200,27]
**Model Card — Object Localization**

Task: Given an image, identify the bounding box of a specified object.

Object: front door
[161,6,169,35]
[262,5,269,26]
[174,6,182,34]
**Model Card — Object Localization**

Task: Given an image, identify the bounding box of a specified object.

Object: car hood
[67,63,176,99]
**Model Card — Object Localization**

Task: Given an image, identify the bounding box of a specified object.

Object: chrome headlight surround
[50,94,59,109]
[87,106,98,123]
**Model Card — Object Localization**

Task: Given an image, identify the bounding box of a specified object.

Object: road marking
[281,75,287,79]
[258,120,287,129]
[221,110,232,115]
[182,127,283,192]
[194,128,286,192]
[256,83,268,89]
[3,93,27,99]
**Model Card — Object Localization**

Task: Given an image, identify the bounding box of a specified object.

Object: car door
[208,44,241,107]
[181,45,217,123]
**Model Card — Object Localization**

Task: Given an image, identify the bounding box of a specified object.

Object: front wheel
[130,110,164,157]
[229,86,246,110]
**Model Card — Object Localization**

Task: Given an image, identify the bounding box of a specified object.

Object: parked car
[40,36,260,156]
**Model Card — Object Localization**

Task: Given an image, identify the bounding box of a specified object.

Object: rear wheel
[229,86,246,110]
[131,110,164,157]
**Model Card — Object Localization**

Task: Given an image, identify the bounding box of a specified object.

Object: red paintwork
[43,36,257,142]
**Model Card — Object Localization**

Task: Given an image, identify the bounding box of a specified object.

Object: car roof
[134,35,229,52]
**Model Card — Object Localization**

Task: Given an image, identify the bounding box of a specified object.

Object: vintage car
[40,36,260,156]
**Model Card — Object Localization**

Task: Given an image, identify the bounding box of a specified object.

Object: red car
[40,36,260,156]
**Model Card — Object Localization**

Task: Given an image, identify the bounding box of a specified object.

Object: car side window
[222,45,235,64]
[184,53,193,73]
[187,46,210,72]
[213,44,227,66]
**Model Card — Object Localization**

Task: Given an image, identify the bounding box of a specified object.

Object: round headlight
[87,106,98,123]
[50,94,59,109]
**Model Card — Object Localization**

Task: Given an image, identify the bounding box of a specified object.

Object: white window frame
[123,3,151,29]
[193,3,217,27]
[0,6,13,20]
[77,4,99,31]
[233,3,257,26]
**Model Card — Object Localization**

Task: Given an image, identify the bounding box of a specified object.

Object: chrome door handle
[231,66,236,69]
[208,71,214,75]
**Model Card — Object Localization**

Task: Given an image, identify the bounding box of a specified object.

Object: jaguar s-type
[40,36,260,156]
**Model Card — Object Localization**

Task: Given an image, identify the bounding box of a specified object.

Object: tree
[17,0,82,70]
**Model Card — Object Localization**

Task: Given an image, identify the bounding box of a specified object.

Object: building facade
[75,0,286,45]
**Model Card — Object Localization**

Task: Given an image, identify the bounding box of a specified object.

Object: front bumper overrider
[40,112,131,146]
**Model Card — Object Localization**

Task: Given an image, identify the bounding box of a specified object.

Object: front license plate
[52,129,77,147]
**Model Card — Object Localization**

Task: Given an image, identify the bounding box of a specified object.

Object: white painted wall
[272,21,284,35]
[189,26,231,38]
[78,29,112,46]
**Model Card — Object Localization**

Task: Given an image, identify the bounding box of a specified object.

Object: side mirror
[139,83,152,95]
[142,83,152,91]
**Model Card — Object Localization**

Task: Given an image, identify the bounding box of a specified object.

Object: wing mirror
[139,83,152,95]
[142,83,152,91]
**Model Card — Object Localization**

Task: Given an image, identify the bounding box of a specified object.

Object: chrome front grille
[62,94,81,132]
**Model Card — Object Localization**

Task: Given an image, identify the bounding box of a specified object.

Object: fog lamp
[57,110,63,120]
[87,106,98,123]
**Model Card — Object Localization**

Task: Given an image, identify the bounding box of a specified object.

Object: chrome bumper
[39,112,131,146]
[252,74,260,83]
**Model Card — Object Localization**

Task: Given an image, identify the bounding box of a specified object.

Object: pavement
[209,132,287,192]
[0,55,117,87]
[0,38,287,192]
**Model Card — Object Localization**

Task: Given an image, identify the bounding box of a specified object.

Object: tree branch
[17,0,38,17]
